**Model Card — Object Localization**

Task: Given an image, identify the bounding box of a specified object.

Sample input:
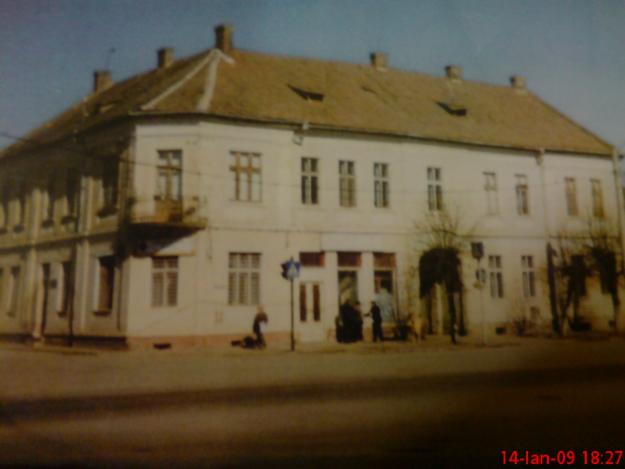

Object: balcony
[128,196,207,239]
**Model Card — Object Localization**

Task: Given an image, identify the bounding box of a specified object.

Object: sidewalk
[2,335,625,403]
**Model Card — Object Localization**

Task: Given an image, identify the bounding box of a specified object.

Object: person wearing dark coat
[253,306,268,348]
[367,301,383,342]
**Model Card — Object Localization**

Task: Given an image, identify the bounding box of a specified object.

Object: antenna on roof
[104,47,116,70]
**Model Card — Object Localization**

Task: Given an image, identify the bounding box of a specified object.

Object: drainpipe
[537,149,559,333]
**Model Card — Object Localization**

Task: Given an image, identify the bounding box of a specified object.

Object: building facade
[1,25,623,348]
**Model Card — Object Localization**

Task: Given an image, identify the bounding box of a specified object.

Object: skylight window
[437,101,467,116]
[288,85,324,102]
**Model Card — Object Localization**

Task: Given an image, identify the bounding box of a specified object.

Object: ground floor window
[299,282,321,322]
[521,255,536,298]
[152,257,178,307]
[8,266,20,316]
[489,255,504,298]
[97,256,115,312]
[228,253,260,305]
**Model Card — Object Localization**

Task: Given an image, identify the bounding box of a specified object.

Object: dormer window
[437,102,467,116]
[288,85,324,102]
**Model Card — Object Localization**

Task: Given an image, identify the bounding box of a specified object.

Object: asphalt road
[2,364,625,468]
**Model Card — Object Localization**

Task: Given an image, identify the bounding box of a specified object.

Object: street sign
[281,259,300,280]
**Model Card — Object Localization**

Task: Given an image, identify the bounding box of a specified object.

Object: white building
[0,25,623,348]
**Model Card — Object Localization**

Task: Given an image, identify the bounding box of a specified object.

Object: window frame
[228,253,261,306]
[427,167,443,211]
[564,177,578,217]
[156,150,183,202]
[151,256,179,308]
[591,178,604,218]
[339,160,356,207]
[521,255,536,298]
[488,255,504,299]
[374,162,390,208]
[95,256,115,313]
[301,157,319,205]
[230,151,262,203]
[483,171,499,215]
[515,174,529,216]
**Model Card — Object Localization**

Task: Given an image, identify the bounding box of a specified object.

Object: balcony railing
[129,196,207,232]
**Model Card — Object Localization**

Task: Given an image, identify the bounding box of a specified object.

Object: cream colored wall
[126,122,621,341]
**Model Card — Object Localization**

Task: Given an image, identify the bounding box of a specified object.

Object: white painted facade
[0,119,623,347]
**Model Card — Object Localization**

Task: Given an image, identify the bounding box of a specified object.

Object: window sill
[93,309,112,317]
[97,206,118,217]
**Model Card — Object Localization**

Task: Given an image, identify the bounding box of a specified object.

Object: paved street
[2,337,625,467]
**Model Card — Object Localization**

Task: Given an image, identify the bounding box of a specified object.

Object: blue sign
[281,259,300,280]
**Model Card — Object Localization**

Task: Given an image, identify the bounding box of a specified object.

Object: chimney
[445,64,462,81]
[157,47,174,69]
[510,74,526,90]
[215,24,233,53]
[93,70,112,93]
[370,52,388,70]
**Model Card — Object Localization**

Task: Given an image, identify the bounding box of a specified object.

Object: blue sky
[1,0,624,150]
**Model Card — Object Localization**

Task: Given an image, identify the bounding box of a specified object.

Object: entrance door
[338,271,358,306]
[298,282,324,342]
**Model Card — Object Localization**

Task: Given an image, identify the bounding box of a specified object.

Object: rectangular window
[521,255,536,298]
[374,163,389,208]
[151,257,178,307]
[339,160,356,207]
[300,282,321,323]
[66,172,80,217]
[338,252,361,267]
[97,256,115,312]
[565,177,578,216]
[102,160,119,209]
[591,179,604,218]
[230,151,261,202]
[43,177,55,222]
[515,174,529,215]
[484,172,498,215]
[17,182,27,226]
[299,252,325,267]
[8,266,20,315]
[156,150,182,201]
[228,253,261,305]
[61,261,73,313]
[301,157,319,205]
[488,255,504,298]
[427,167,443,211]
[0,185,9,229]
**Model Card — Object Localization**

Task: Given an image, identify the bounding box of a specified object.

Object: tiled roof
[1,47,613,159]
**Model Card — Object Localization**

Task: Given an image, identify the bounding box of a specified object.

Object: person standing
[253,306,268,348]
[368,301,383,342]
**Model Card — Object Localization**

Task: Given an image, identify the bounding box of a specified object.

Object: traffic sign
[281,259,300,280]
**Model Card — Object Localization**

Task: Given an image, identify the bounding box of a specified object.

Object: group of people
[337,300,384,343]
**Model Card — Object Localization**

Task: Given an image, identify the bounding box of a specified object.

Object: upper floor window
[427,167,442,211]
[565,177,578,216]
[156,150,182,201]
[299,252,325,267]
[42,176,55,223]
[102,160,119,209]
[591,179,604,218]
[521,255,536,298]
[339,160,356,207]
[488,255,504,298]
[65,172,80,218]
[151,257,178,307]
[228,253,261,305]
[16,182,27,227]
[0,184,9,229]
[230,151,261,202]
[374,163,389,208]
[483,172,498,215]
[301,157,319,205]
[515,174,529,215]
